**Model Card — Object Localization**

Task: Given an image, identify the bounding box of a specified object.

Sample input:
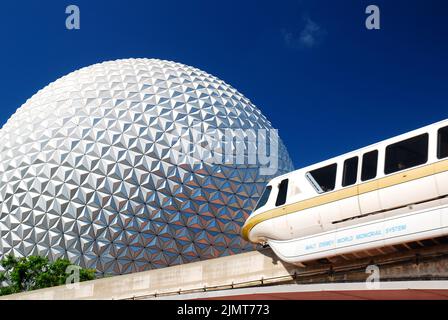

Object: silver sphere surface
[0,59,293,274]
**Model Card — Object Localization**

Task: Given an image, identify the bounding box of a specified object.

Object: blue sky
[0,0,447,168]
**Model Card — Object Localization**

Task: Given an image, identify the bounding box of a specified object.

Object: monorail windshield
[254,186,272,211]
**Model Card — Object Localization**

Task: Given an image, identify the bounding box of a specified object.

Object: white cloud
[282,17,325,49]
[299,18,322,47]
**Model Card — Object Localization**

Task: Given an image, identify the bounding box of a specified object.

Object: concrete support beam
[1,249,298,300]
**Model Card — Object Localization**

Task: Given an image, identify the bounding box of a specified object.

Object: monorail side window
[307,163,337,193]
[275,179,289,206]
[342,156,358,187]
[384,133,428,174]
[361,150,378,181]
[255,186,272,210]
[437,126,448,159]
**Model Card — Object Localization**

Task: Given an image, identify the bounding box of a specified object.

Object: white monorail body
[242,119,448,263]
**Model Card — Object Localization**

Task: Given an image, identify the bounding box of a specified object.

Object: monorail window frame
[306,163,338,194]
[275,179,289,207]
[384,133,429,175]
[342,156,358,187]
[361,150,378,182]
[437,126,448,160]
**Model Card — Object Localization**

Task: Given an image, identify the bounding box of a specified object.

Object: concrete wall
[1,249,299,300]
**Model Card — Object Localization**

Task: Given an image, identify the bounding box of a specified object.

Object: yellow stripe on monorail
[241,158,448,241]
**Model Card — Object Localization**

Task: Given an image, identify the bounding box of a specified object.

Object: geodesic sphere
[0,58,293,275]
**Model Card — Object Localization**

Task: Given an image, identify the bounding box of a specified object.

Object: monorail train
[242,119,448,264]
